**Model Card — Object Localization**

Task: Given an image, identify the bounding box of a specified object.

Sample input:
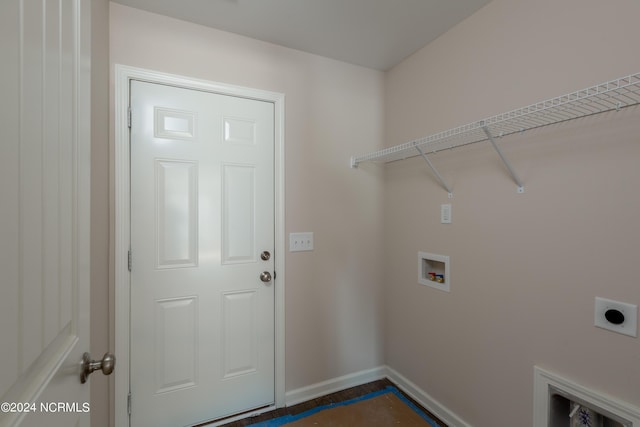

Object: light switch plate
[594,297,637,337]
[289,232,314,252]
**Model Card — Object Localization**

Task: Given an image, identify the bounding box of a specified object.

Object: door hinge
[128,250,132,272]
[127,392,132,416]
[127,106,132,128]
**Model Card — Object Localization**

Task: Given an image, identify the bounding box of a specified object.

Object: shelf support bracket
[415,145,453,197]
[482,126,524,193]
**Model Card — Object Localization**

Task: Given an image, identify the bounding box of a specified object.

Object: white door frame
[113,64,286,426]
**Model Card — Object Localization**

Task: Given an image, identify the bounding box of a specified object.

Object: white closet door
[0,0,92,426]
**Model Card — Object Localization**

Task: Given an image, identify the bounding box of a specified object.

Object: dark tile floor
[214,378,447,426]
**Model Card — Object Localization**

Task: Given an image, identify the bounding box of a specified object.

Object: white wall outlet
[441,204,452,224]
[594,297,637,337]
[289,232,314,252]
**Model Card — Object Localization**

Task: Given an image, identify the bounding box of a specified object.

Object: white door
[130,80,275,426]
[0,1,92,426]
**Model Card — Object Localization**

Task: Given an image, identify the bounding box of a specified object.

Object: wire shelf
[351,73,640,168]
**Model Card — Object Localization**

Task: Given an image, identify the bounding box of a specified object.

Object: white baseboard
[285,366,387,406]
[384,366,472,427]
[284,365,470,427]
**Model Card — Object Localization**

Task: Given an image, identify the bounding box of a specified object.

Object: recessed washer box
[418,252,450,292]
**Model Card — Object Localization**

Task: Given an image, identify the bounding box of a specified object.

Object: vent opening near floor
[534,366,640,427]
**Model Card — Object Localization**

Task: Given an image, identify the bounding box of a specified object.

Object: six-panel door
[129,81,275,426]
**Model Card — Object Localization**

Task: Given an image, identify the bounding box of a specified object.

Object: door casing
[113,65,286,426]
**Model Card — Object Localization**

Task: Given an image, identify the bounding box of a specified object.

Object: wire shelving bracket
[350,72,640,194]
[482,125,524,193]
[414,144,453,197]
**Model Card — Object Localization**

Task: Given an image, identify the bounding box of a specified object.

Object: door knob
[259,271,272,283]
[81,352,116,384]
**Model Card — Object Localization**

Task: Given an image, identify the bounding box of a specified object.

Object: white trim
[114,64,286,427]
[285,366,388,407]
[533,366,640,427]
[194,404,278,427]
[385,365,472,427]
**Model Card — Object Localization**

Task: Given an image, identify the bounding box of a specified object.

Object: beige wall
[384,0,640,425]
[91,0,111,425]
[105,1,640,425]
[109,2,386,394]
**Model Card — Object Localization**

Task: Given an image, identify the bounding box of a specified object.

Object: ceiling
[111,0,491,71]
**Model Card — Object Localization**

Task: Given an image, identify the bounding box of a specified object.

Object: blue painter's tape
[247,385,439,427]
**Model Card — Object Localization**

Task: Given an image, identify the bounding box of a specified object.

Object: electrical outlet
[289,232,314,252]
[594,297,637,337]
[441,204,452,224]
